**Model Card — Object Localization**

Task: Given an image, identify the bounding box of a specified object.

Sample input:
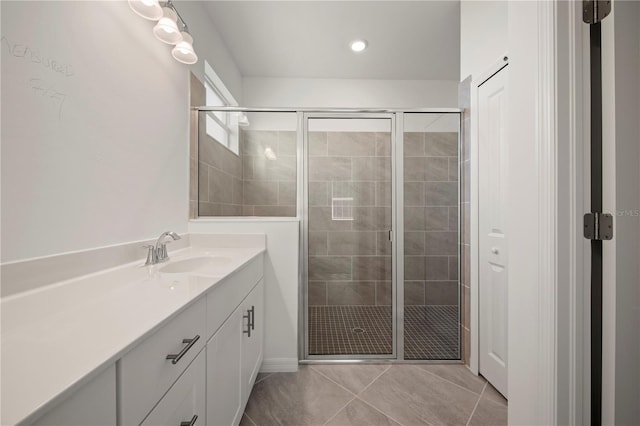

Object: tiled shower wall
[198,130,243,216]
[459,76,472,366]
[307,132,393,306]
[197,129,297,217]
[241,131,297,217]
[403,132,459,307]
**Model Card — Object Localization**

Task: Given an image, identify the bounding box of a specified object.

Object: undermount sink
[159,256,232,274]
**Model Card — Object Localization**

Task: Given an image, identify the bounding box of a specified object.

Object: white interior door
[479,66,509,397]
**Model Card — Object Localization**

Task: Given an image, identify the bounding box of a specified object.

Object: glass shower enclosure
[302,111,461,361]
[194,107,462,362]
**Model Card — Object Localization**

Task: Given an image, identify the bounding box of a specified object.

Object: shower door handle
[388,230,393,241]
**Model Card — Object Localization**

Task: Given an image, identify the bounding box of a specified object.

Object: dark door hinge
[583,0,612,24]
[584,212,613,240]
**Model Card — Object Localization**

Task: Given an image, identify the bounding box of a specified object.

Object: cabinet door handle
[180,414,198,426]
[250,305,255,330]
[166,335,200,365]
[243,310,251,337]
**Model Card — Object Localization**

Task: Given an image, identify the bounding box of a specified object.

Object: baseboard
[259,358,299,373]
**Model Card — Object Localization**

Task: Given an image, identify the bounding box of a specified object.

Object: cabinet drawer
[206,254,263,339]
[141,350,205,426]
[119,298,206,426]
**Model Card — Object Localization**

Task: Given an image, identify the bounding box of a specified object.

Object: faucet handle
[157,241,173,263]
[143,245,157,266]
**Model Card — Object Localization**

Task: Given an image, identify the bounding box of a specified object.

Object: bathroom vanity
[1,234,265,426]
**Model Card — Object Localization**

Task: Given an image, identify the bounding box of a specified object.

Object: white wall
[0,1,242,263]
[189,220,299,371]
[243,77,458,108]
[177,0,243,103]
[460,1,507,80]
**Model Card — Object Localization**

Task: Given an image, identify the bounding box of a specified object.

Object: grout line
[406,364,485,397]
[356,364,392,396]
[355,395,416,426]
[466,381,487,426]
[320,395,357,426]
[309,366,360,397]
[243,411,258,426]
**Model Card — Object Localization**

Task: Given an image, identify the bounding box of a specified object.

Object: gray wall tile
[253,205,296,216]
[424,158,450,182]
[328,132,376,157]
[352,157,391,181]
[244,180,278,205]
[425,182,458,206]
[425,281,458,305]
[405,281,425,305]
[405,256,426,280]
[308,281,327,306]
[425,133,458,157]
[405,182,426,206]
[309,181,329,206]
[309,207,352,231]
[309,232,328,255]
[278,131,297,155]
[376,281,392,305]
[404,133,425,157]
[425,256,450,280]
[309,256,352,281]
[352,256,391,281]
[310,157,351,181]
[405,232,425,255]
[375,133,391,157]
[327,281,376,305]
[309,132,328,156]
[328,232,377,255]
[425,232,458,255]
[278,181,296,206]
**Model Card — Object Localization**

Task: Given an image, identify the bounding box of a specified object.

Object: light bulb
[350,39,368,53]
[171,32,198,64]
[128,0,163,20]
[153,7,182,45]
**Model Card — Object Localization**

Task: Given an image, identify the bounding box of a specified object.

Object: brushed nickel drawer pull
[180,414,198,426]
[249,305,255,330]
[243,310,251,337]
[166,335,200,365]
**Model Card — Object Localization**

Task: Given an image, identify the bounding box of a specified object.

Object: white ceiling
[203,1,461,80]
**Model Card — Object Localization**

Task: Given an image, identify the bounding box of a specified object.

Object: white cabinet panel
[141,351,205,426]
[241,280,264,403]
[207,306,243,426]
[119,298,206,425]
[31,365,116,426]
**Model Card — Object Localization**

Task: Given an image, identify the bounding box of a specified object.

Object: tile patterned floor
[242,364,507,426]
[309,305,459,360]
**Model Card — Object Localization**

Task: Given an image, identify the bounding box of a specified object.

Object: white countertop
[1,244,265,426]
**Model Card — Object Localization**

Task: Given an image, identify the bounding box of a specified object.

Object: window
[204,61,238,155]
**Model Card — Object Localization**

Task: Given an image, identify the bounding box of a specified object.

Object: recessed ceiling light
[350,39,368,53]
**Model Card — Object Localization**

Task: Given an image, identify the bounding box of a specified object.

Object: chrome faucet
[144,231,182,265]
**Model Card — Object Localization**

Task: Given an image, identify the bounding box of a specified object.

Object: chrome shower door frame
[301,112,399,361]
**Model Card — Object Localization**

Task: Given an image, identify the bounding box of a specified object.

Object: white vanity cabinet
[141,351,206,426]
[206,306,243,426]
[11,250,265,426]
[30,365,116,426]
[241,280,264,404]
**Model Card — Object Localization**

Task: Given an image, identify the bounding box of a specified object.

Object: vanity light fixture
[128,0,163,20]
[129,0,199,65]
[350,39,368,53]
[153,7,182,44]
[172,31,198,64]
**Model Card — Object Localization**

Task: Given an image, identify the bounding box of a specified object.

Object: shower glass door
[304,114,395,358]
